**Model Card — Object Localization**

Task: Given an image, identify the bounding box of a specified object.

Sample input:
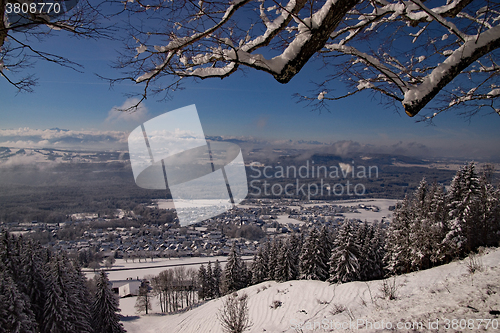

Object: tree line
[193,162,499,300]
[0,232,125,333]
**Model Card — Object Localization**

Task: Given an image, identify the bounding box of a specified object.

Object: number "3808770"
[6,2,62,14]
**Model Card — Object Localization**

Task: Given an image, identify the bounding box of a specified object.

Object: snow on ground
[84,256,249,281]
[277,215,305,225]
[122,248,500,333]
[305,198,399,222]
[120,295,164,317]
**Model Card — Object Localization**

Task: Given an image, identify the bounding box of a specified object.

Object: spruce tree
[328,220,361,283]
[299,228,328,281]
[428,182,448,265]
[213,260,222,297]
[17,238,47,326]
[198,264,208,300]
[288,232,302,279]
[92,271,126,333]
[0,263,38,333]
[63,257,93,333]
[42,257,74,333]
[355,223,370,281]
[384,196,413,274]
[223,242,244,294]
[250,247,267,285]
[445,163,480,257]
[206,261,214,299]
[478,167,500,247]
[369,222,385,280]
[266,239,280,281]
[274,240,296,282]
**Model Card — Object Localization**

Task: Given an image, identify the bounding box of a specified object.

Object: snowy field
[305,198,399,222]
[156,199,232,209]
[122,248,500,332]
[244,198,399,223]
[84,256,251,281]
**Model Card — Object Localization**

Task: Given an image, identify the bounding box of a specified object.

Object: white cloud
[0,128,128,150]
[105,98,149,125]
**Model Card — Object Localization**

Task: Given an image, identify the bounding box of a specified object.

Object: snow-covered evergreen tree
[92,271,126,333]
[223,242,244,294]
[274,240,297,282]
[355,222,370,281]
[206,261,214,299]
[267,239,280,281]
[356,222,384,281]
[251,247,267,285]
[444,162,481,257]
[213,260,222,298]
[478,167,500,247]
[17,238,47,326]
[369,222,386,280]
[288,232,302,276]
[0,262,38,333]
[198,264,208,300]
[318,225,333,272]
[42,257,75,333]
[328,220,361,283]
[299,228,328,281]
[384,196,413,274]
[408,178,436,270]
[240,260,251,288]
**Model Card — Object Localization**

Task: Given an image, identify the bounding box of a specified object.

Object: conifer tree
[328,220,360,283]
[427,182,448,265]
[288,232,302,271]
[17,238,47,326]
[261,241,271,281]
[92,271,126,333]
[198,264,208,300]
[206,261,214,299]
[355,222,370,281]
[60,256,93,333]
[266,239,280,281]
[318,226,333,270]
[240,261,251,289]
[369,222,386,280]
[384,196,413,274]
[0,263,38,333]
[299,228,328,281]
[409,178,436,270]
[445,162,481,257]
[478,167,500,247]
[274,240,296,282]
[42,258,74,333]
[251,247,267,285]
[223,242,244,294]
[213,260,222,298]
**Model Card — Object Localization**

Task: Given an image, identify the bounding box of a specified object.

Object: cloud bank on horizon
[1,127,499,162]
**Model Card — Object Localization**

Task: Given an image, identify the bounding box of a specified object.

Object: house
[117,280,142,298]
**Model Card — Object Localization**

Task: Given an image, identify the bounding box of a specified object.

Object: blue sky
[1,21,499,160]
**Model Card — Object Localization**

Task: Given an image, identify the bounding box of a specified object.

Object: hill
[122,248,500,332]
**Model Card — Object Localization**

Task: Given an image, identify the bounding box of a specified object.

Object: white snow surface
[84,256,247,281]
[122,248,500,333]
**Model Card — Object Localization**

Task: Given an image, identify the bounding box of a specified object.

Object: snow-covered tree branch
[117,0,499,120]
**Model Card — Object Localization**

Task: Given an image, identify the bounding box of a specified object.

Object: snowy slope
[122,248,500,332]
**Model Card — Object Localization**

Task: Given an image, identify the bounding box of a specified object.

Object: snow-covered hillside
[122,248,500,332]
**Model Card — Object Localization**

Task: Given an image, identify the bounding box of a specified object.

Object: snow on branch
[403,25,500,116]
[122,0,500,119]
